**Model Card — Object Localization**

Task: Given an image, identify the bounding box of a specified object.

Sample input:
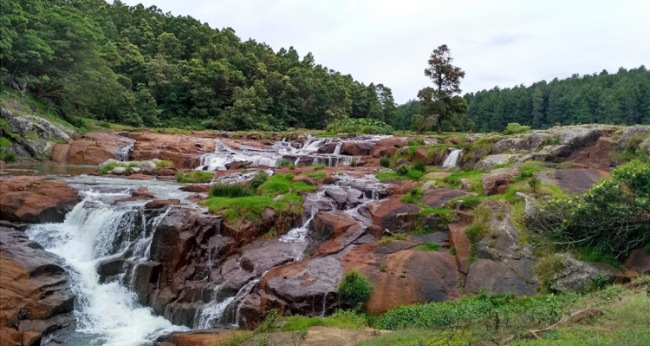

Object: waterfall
[442,149,462,168]
[25,182,189,346]
[115,143,134,162]
[333,142,342,155]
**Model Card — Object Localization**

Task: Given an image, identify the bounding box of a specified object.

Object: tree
[422,44,466,133]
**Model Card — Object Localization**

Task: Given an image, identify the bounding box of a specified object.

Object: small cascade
[442,149,463,168]
[115,142,134,162]
[195,283,233,329]
[333,142,342,155]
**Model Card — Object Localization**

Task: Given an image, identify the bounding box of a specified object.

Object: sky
[118,0,650,104]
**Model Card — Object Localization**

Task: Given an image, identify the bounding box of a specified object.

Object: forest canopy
[1,0,648,132]
[0,0,397,130]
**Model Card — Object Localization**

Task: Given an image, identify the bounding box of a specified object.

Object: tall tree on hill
[419,44,467,133]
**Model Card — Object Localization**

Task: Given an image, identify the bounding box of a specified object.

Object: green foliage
[257,309,278,333]
[376,168,425,182]
[374,291,573,330]
[257,173,316,195]
[441,169,484,194]
[99,162,118,175]
[325,118,394,135]
[534,255,566,292]
[412,160,426,172]
[337,270,373,310]
[214,332,253,346]
[176,171,213,183]
[395,164,409,176]
[415,242,441,251]
[155,160,173,168]
[527,160,650,260]
[279,310,367,332]
[0,148,17,162]
[305,171,326,180]
[379,233,410,244]
[202,195,276,222]
[379,156,390,168]
[311,163,327,170]
[249,171,269,189]
[400,187,423,204]
[528,175,541,192]
[209,183,256,198]
[0,137,12,148]
[502,122,531,135]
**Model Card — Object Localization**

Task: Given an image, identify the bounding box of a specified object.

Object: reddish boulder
[625,248,650,276]
[371,137,408,158]
[553,169,610,195]
[0,227,74,341]
[421,188,468,207]
[0,176,79,223]
[129,132,216,169]
[340,141,374,156]
[481,168,519,195]
[52,132,134,165]
[362,195,420,233]
[144,199,181,209]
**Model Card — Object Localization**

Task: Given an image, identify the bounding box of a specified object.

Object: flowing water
[442,149,463,168]
[25,177,193,346]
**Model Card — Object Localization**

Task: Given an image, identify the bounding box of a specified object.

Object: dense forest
[396,67,650,132]
[0,0,396,130]
[1,1,648,132]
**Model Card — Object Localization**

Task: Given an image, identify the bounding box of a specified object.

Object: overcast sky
[118,0,649,104]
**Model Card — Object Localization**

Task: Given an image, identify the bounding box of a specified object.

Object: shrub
[379,156,390,168]
[0,148,17,162]
[412,160,426,172]
[176,170,214,183]
[326,118,394,135]
[155,159,174,168]
[526,160,650,260]
[395,164,409,176]
[338,270,373,310]
[249,171,269,189]
[209,183,255,198]
[502,122,531,135]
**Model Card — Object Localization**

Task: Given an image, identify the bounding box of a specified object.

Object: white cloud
[117,0,650,103]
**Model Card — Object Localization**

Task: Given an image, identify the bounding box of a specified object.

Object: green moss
[414,242,441,251]
[202,195,277,222]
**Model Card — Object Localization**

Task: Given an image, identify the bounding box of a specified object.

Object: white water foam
[442,149,463,168]
[26,194,187,346]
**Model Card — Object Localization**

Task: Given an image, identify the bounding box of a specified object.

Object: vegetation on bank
[201,173,315,223]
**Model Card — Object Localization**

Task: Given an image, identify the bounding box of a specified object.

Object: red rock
[448,223,471,274]
[180,184,210,193]
[0,176,79,223]
[144,199,180,209]
[155,167,178,176]
[481,168,519,196]
[364,195,421,233]
[371,137,408,158]
[126,173,155,180]
[340,141,374,156]
[129,132,216,169]
[0,328,21,346]
[52,132,134,165]
[21,331,41,346]
[420,188,468,207]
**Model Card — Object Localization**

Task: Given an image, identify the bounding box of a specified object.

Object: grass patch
[155,159,174,168]
[379,233,410,244]
[311,163,327,170]
[400,187,423,204]
[209,183,256,198]
[449,195,484,210]
[415,242,441,251]
[305,171,326,181]
[257,173,316,195]
[202,195,277,222]
[176,170,213,183]
[441,169,484,194]
[279,310,367,332]
[214,331,253,346]
[573,247,621,268]
[338,270,373,310]
[376,168,425,182]
[465,203,491,243]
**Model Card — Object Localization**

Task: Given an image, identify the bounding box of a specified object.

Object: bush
[209,183,256,197]
[526,160,650,260]
[155,159,174,168]
[249,171,269,189]
[176,170,214,183]
[412,160,426,172]
[0,148,17,162]
[502,122,531,135]
[379,156,390,168]
[326,118,394,135]
[338,270,373,310]
[395,164,409,176]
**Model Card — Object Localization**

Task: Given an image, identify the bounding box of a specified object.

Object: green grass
[202,195,277,222]
[176,170,214,183]
[376,168,425,182]
[99,162,118,175]
[155,159,174,168]
[414,242,441,251]
[279,310,367,332]
[209,183,256,198]
[441,169,484,194]
[379,233,410,244]
[311,163,328,170]
[305,171,326,180]
[257,173,316,195]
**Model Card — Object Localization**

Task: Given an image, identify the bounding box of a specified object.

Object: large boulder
[340,141,375,156]
[0,227,75,342]
[543,254,618,293]
[481,167,519,195]
[371,137,408,158]
[52,132,135,165]
[1,107,73,159]
[475,154,517,170]
[492,138,527,154]
[361,196,420,233]
[0,176,80,223]
[465,201,538,296]
[129,132,217,169]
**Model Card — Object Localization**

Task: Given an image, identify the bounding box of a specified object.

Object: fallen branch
[526,308,603,339]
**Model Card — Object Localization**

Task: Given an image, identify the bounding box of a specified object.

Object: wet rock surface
[0,226,75,344]
[0,176,80,223]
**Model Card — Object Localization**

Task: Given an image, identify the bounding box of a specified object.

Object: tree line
[396,66,650,132]
[1,0,397,130]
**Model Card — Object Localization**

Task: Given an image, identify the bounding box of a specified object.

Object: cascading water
[115,142,135,162]
[25,177,192,346]
[442,149,463,168]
